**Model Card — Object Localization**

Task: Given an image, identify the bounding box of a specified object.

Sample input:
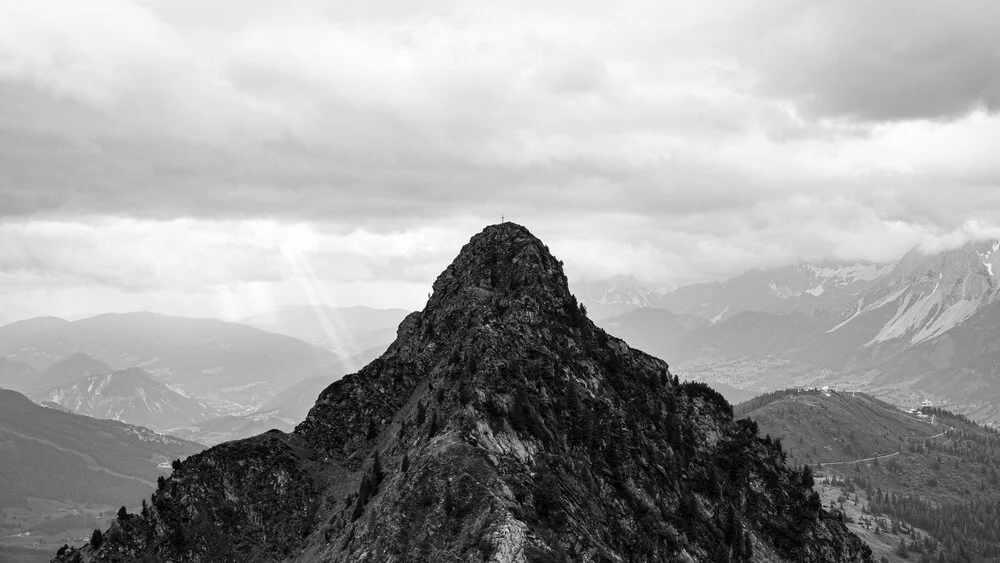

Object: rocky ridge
[57,223,871,562]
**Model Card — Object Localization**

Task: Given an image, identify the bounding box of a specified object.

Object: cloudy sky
[1,0,999,324]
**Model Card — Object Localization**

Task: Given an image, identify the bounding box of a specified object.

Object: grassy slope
[737,390,938,465]
[739,390,1000,560]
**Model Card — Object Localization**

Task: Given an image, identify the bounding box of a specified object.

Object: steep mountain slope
[572,275,667,320]
[38,367,215,431]
[0,313,341,409]
[240,305,409,356]
[738,390,1000,561]
[66,223,870,563]
[0,389,204,511]
[819,241,999,350]
[791,240,1000,411]
[659,263,892,323]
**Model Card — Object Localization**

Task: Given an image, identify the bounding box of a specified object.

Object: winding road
[818,419,953,468]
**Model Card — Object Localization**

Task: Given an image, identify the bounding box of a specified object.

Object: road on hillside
[820,421,953,467]
[821,450,900,467]
[0,423,157,487]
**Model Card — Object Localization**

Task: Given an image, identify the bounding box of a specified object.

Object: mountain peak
[64,225,871,563]
[410,222,585,346]
[428,222,571,306]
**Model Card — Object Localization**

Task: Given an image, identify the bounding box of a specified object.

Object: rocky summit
[56,223,871,563]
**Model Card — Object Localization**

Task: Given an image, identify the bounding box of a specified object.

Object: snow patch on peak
[709,306,729,324]
[805,284,825,297]
[804,262,894,285]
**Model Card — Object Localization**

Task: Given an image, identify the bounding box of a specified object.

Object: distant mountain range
[169,372,334,445]
[659,262,895,323]
[171,349,389,445]
[572,275,668,319]
[584,239,1000,424]
[0,388,204,512]
[37,367,215,432]
[238,305,409,357]
[0,312,343,410]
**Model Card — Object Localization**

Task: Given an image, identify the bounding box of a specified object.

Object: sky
[1,0,999,324]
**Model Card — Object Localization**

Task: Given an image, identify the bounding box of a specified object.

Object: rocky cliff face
[56,223,871,563]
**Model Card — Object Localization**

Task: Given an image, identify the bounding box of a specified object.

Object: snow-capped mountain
[657,261,893,322]
[38,367,216,431]
[796,262,897,297]
[826,240,1000,347]
[572,275,665,319]
[598,239,1000,423]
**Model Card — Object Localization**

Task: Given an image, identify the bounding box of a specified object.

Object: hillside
[0,389,203,509]
[738,390,1000,561]
[0,359,38,392]
[0,317,71,353]
[61,223,870,563]
[0,389,205,557]
[37,367,215,432]
[735,389,939,466]
[0,312,342,410]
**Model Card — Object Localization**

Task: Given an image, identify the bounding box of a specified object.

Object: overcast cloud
[0,0,998,323]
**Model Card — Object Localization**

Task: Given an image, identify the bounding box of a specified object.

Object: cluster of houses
[904,398,935,418]
[792,385,840,396]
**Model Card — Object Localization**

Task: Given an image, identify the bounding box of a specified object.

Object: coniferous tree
[801,465,815,488]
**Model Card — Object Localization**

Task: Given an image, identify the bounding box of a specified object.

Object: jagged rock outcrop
[56,223,871,562]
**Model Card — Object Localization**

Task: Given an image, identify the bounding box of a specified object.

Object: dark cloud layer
[731,1,1000,122]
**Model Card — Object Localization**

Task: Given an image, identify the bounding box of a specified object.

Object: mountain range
[238,305,409,357]
[571,275,669,320]
[36,367,215,432]
[583,239,1000,425]
[0,312,343,411]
